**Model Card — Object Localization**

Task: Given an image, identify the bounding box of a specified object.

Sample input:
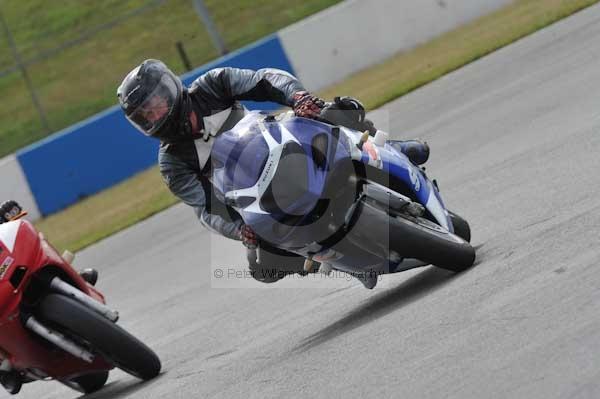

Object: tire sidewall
[37,294,161,380]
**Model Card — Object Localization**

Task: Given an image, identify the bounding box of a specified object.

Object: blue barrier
[17,34,295,216]
[181,34,295,111]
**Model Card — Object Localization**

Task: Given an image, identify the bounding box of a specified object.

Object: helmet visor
[126,74,178,136]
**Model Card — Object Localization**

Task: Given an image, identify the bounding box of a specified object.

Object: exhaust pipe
[25,316,94,363]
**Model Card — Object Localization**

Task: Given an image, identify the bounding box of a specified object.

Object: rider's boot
[390,140,430,165]
[79,268,98,286]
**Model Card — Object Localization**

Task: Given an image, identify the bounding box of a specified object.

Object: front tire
[448,211,471,242]
[389,213,475,272]
[37,294,161,380]
[347,200,475,272]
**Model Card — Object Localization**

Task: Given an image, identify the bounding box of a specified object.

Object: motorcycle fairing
[0,220,21,253]
[210,112,453,251]
[0,220,111,378]
[211,113,352,248]
[338,127,452,231]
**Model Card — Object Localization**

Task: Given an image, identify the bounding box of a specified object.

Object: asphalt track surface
[8,5,600,398]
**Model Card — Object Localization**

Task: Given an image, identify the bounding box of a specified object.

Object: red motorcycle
[0,205,161,395]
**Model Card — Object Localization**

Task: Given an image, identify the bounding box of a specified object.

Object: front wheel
[389,213,475,272]
[347,200,475,272]
[448,210,471,242]
[37,294,161,380]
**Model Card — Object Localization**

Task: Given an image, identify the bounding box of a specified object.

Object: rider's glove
[292,91,325,119]
[0,200,23,224]
[239,224,258,249]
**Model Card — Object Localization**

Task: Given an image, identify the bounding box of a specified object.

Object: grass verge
[0,0,340,157]
[318,0,600,108]
[34,166,177,252]
[34,0,600,253]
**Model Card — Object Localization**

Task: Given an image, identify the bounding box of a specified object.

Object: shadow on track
[77,373,165,399]
[293,266,458,352]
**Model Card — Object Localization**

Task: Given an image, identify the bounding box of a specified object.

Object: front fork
[320,182,430,273]
[22,277,120,365]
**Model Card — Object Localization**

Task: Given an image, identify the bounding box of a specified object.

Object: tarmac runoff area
[8,4,600,398]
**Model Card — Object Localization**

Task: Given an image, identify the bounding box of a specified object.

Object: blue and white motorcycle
[210,108,475,288]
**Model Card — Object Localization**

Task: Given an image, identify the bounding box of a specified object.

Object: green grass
[0,0,340,156]
[33,0,600,253]
[34,166,177,252]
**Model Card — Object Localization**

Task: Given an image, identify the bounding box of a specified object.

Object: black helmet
[117,59,191,142]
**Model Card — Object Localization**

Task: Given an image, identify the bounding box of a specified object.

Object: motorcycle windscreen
[210,123,269,199]
[259,141,318,223]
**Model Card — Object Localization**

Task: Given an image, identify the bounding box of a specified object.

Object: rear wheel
[247,247,285,283]
[0,371,22,394]
[37,294,161,380]
[61,371,109,394]
[248,263,285,283]
[247,243,309,283]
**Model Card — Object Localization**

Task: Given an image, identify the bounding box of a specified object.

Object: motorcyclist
[117,60,430,277]
[0,200,24,223]
[0,200,99,286]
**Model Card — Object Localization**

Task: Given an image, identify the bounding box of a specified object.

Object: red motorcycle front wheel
[37,294,161,381]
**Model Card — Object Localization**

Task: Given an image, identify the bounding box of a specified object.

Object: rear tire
[37,294,161,380]
[247,243,309,283]
[248,263,284,283]
[61,371,109,394]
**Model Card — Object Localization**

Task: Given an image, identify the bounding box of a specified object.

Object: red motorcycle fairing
[0,310,112,378]
[0,220,112,379]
